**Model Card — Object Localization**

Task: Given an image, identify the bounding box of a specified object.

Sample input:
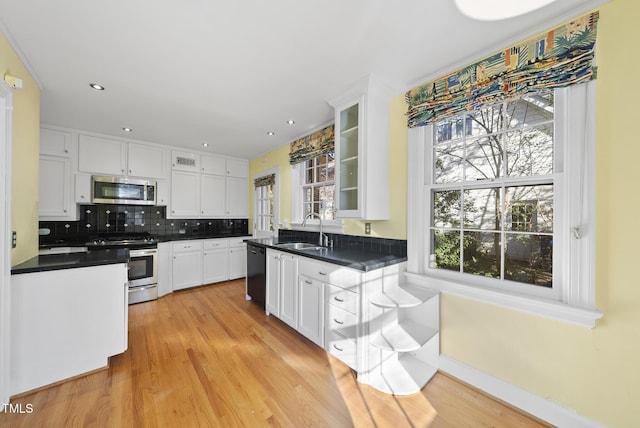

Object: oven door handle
[129,249,158,257]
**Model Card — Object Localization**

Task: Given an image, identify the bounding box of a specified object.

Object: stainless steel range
[85,234,158,304]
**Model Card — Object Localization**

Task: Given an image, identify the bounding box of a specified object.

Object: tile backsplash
[39,204,248,245]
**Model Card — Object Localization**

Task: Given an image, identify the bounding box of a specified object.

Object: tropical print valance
[254,173,275,188]
[406,12,599,127]
[289,124,334,165]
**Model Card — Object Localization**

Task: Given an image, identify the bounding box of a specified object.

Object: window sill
[404,272,603,329]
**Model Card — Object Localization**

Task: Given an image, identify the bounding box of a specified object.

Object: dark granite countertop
[245,237,407,272]
[38,234,253,249]
[12,248,130,275]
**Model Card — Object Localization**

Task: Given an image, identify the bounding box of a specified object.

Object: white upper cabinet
[226,158,248,178]
[39,155,72,219]
[329,75,395,220]
[40,128,72,157]
[201,155,226,175]
[200,174,226,217]
[79,135,167,179]
[226,177,248,217]
[171,150,200,172]
[170,171,200,217]
[127,143,165,179]
[78,135,127,176]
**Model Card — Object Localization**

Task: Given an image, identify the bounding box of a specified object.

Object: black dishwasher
[246,244,266,308]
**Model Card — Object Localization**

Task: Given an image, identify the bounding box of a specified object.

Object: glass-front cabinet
[338,102,360,212]
[330,75,394,219]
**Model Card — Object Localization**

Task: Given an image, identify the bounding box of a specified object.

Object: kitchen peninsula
[10,249,130,395]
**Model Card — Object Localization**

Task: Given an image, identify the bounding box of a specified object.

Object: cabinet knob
[64,149,68,153]
[129,169,132,174]
[121,169,125,173]
[80,195,85,199]
[63,209,67,213]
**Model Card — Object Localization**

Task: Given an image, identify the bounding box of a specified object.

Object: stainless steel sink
[274,242,324,251]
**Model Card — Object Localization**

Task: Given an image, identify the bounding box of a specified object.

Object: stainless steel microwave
[92,176,156,205]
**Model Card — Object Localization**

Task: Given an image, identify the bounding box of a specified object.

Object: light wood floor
[1,279,551,427]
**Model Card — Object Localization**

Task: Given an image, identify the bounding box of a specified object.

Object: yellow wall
[250,1,638,425]
[438,1,639,426]
[249,95,408,239]
[0,33,40,266]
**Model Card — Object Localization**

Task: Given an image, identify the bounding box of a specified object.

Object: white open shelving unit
[366,282,440,395]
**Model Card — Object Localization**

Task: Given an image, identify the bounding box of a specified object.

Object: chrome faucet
[302,212,328,246]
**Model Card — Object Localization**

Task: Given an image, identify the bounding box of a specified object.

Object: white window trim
[252,166,279,238]
[290,162,344,234]
[407,81,602,328]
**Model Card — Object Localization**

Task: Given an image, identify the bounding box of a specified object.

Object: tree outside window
[430,90,554,287]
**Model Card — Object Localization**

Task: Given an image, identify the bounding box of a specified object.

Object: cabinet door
[157,242,172,297]
[265,251,280,317]
[279,254,299,329]
[201,155,226,175]
[200,174,226,217]
[74,173,92,204]
[78,135,127,176]
[172,251,203,290]
[203,248,228,284]
[228,247,246,279]
[128,143,165,178]
[226,159,248,178]
[335,100,362,217]
[40,128,71,157]
[39,155,72,218]
[156,179,169,206]
[298,275,324,347]
[169,171,199,218]
[226,177,248,217]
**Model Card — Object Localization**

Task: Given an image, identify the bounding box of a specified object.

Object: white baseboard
[439,355,606,428]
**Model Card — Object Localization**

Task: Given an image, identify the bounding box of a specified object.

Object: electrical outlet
[365,223,371,234]
[12,231,17,248]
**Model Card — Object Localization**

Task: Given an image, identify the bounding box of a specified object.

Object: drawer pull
[333,344,344,352]
[305,280,312,284]
[333,318,344,325]
[334,296,344,302]
[319,271,327,276]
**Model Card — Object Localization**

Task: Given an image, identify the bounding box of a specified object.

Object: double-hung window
[408,82,601,326]
[301,153,336,221]
[430,90,555,291]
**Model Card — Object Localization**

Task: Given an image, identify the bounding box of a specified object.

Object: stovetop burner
[85,233,157,249]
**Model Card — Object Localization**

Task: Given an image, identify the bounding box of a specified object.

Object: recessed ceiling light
[287,119,295,125]
[267,131,275,136]
[202,142,209,148]
[89,83,105,90]
[122,127,132,132]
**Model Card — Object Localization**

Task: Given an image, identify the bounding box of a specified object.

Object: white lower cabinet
[261,251,439,396]
[298,275,324,347]
[228,238,247,279]
[172,240,204,290]
[203,239,229,284]
[279,253,299,330]
[171,238,249,292]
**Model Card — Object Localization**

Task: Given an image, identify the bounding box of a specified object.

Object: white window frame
[252,167,279,238]
[406,81,602,328]
[291,155,344,234]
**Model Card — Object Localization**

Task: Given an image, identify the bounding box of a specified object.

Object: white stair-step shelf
[367,282,439,395]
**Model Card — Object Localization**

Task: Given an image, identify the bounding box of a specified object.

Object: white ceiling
[0,0,605,159]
